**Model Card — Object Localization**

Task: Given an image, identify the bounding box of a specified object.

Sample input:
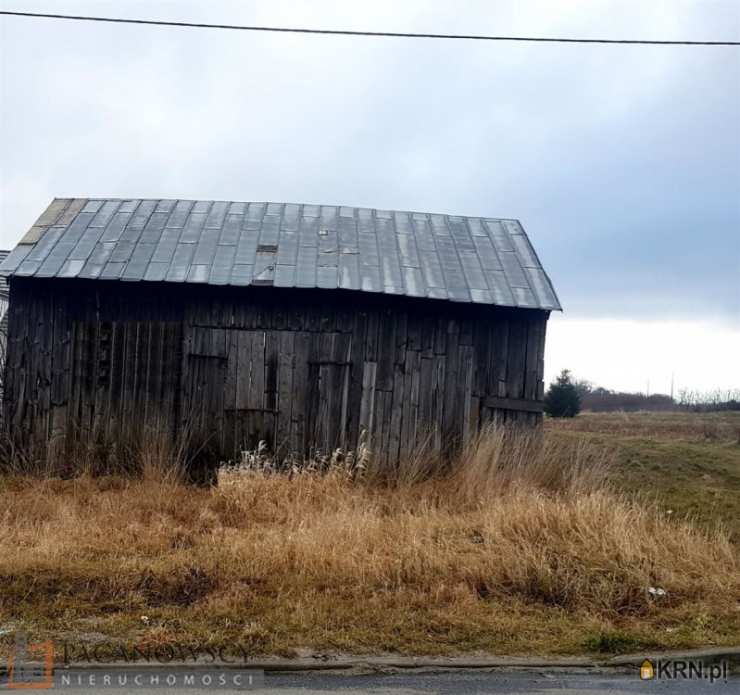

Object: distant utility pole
[646,379,650,397]
[670,373,675,401]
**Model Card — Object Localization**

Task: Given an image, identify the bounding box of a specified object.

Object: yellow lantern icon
[640,659,655,680]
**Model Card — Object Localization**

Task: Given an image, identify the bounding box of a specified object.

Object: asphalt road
[12,670,738,694]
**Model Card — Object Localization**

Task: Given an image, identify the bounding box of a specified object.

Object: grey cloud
[1,0,738,321]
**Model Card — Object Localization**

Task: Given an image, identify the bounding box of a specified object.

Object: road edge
[0,647,734,674]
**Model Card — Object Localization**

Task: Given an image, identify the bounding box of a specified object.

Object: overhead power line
[1,10,739,46]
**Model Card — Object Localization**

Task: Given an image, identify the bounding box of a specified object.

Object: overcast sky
[1,0,738,393]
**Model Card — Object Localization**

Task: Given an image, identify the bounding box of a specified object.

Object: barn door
[221,329,352,463]
[218,328,271,460]
[181,325,228,453]
[182,325,353,464]
[305,332,352,459]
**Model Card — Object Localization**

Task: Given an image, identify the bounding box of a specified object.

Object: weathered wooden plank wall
[3,278,548,468]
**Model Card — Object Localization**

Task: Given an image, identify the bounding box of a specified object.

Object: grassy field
[547,411,740,543]
[0,411,739,659]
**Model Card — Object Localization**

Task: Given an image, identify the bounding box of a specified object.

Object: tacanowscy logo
[6,632,54,690]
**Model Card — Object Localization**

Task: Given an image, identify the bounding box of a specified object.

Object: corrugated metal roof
[0,198,561,310]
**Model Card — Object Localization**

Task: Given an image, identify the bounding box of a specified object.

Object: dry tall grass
[0,425,738,655]
[0,418,202,481]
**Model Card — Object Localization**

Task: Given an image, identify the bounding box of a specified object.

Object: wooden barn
[0,198,560,469]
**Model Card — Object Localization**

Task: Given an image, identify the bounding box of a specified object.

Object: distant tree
[573,379,593,399]
[544,369,582,418]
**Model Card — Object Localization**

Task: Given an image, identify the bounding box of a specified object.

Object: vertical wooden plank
[418,356,434,445]
[441,319,460,452]
[375,309,396,391]
[378,390,392,472]
[26,290,45,447]
[364,310,379,361]
[406,312,423,352]
[318,303,334,334]
[315,332,333,453]
[144,321,159,428]
[491,319,509,399]
[15,288,28,435]
[433,317,446,355]
[27,291,40,439]
[459,316,474,346]
[19,289,32,439]
[263,329,279,451]
[220,296,234,329]
[467,395,480,445]
[223,329,237,460]
[305,302,320,333]
[472,317,489,398]
[394,310,408,365]
[306,362,321,457]
[399,349,419,460]
[538,314,548,400]
[67,318,81,439]
[10,284,29,433]
[359,361,377,451]
[247,329,265,447]
[37,291,53,444]
[523,316,542,402]
[335,332,352,451]
[432,353,446,454]
[162,319,182,445]
[82,310,99,438]
[212,348,227,454]
[287,305,303,331]
[335,305,354,333]
[3,283,20,426]
[370,389,389,473]
[92,319,109,441]
[459,344,475,445]
[388,360,404,467]
[192,356,206,442]
[234,328,250,450]
[138,320,151,426]
[273,301,287,331]
[235,329,250,409]
[421,316,435,358]
[346,311,367,451]
[409,349,421,450]
[179,318,194,440]
[276,330,295,459]
[248,330,265,407]
[49,293,70,445]
[122,320,140,439]
[57,301,73,440]
[22,292,38,449]
[507,316,527,400]
[291,330,310,457]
